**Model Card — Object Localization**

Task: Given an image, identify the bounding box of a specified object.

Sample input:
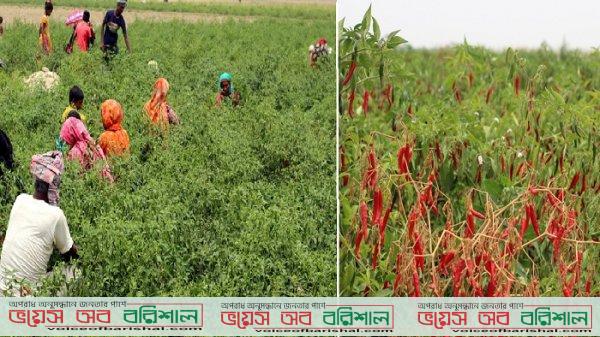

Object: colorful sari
[60,117,113,182]
[144,78,179,126]
[98,99,130,157]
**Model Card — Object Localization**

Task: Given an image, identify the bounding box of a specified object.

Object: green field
[0,12,335,296]
[339,14,599,297]
[0,0,334,21]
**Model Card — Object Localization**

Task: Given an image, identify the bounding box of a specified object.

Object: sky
[338,0,600,51]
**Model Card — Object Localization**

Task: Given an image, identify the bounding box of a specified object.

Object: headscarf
[144,78,170,124]
[101,99,124,131]
[99,99,130,156]
[30,151,64,206]
[218,72,234,95]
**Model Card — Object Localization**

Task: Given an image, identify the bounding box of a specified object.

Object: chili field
[339,11,600,297]
[0,9,335,296]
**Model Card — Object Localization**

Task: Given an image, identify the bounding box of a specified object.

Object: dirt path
[0,4,256,25]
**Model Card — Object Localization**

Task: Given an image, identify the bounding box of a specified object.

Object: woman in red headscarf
[308,37,331,67]
[144,78,179,126]
[98,99,130,157]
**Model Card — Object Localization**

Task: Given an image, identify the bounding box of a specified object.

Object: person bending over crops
[0,129,14,176]
[60,112,114,182]
[144,77,180,126]
[74,10,95,52]
[99,99,130,156]
[0,151,80,297]
[101,0,131,57]
[215,73,241,107]
[39,2,53,55]
[308,38,331,67]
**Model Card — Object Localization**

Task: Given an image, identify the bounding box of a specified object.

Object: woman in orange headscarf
[144,78,179,126]
[98,99,130,157]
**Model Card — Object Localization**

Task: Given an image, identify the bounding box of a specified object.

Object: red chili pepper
[382,84,393,110]
[438,250,456,276]
[500,155,506,173]
[354,201,369,258]
[434,141,443,161]
[470,208,485,220]
[465,213,475,238]
[372,188,382,225]
[514,74,521,96]
[340,146,349,187]
[393,252,403,292]
[580,173,587,195]
[371,241,380,269]
[585,272,592,296]
[519,215,529,239]
[347,89,355,118]
[362,90,370,116]
[342,61,356,86]
[528,186,540,196]
[527,203,540,236]
[407,208,419,238]
[363,146,378,190]
[454,87,462,104]
[547,191,562,210]
[397,144,412,176]
[468,71,474,88]
[568,172,580,191]
[452,259,466,296]
[412,270,421,297]
[413,234,425,271]
[485,86,494,104]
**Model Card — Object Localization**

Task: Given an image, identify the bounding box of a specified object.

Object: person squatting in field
[73,10,95,52]
[0,151,80,297]
[144,77,180,126]
[99,99,130,157]
[101,0,131,58]
[308,38,331,67]
[215,72,241,107]
[0,129,14,176]
[56,86,87,152]
[59,111,114,182]
[39,1,53,55]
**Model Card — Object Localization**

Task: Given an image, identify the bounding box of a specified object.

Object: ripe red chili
[362,90,370,116]
[485,86,494,104]
[347,89,355,118]
[526,203,540,236]
[568,171,580,191]
[342,61,356,86]
[412,270,421,297]
[514,74,521,96]
[372,188,382,225]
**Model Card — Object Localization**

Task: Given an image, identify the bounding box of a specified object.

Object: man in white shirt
[0,151,78,296]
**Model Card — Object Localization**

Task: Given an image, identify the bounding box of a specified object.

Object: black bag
[65,27,76,54]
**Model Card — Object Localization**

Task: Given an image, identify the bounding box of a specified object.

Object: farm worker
[215,72,241,107]
[100,0,131,56]
[0,129,14,176]
[74,11,95,52]
[308,37,331,67]
[0,151,80,296]
[98,99,130,156]
[39,1,54,55]
[0,16,4,37]
[144,78,180,125]
[60,112,114,182]
[61,86,87,123]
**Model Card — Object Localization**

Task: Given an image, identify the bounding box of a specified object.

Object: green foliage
[0,18,335,296]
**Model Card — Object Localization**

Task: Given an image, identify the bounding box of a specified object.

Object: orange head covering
[101,99,124,132]
[144,78,170,124]
[99,99,130,157]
